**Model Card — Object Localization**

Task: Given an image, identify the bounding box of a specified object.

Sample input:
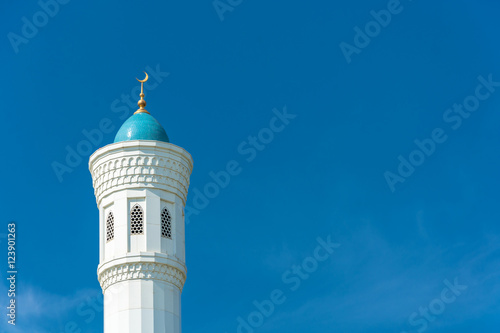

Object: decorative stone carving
[98,261,187,292]
[89,141,193,206]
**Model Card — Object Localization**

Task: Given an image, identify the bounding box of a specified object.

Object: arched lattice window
[130,204,144,235]
[106,212,114,242]
[161,207,172,239]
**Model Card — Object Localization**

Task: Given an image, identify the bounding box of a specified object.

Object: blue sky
[2,0,500,332]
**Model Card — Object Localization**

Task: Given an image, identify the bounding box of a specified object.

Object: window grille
[161,207,172,239]
[131,204,144,235]
[106,212,114,242]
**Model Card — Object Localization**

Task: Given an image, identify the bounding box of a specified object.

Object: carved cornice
[98,261,186,292]
[89,142,193,206]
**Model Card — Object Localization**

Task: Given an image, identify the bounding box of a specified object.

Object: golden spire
[134,72,150,114]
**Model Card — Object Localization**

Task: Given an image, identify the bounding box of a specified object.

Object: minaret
[89,72,193,333]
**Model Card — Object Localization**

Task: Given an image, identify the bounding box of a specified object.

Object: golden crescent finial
[136,72,149,83]
[134,71,150,114]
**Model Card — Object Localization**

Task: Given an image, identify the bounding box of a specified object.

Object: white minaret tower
[89,72,193,333]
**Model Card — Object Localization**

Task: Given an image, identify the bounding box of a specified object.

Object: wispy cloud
[0,284,101,332]
[259,223,500,332]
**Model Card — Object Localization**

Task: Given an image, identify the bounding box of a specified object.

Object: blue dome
[114,112,169,143]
